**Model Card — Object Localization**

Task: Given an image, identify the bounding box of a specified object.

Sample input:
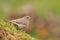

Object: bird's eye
[25,16,30,19]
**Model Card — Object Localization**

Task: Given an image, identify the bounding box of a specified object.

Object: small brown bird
[9,16,31,31]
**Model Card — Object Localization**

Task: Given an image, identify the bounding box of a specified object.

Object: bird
[9,16,31,29]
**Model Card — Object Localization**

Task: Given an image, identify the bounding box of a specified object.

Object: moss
[0,19,34,40]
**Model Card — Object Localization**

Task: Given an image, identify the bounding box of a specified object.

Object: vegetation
[0,19,35,40]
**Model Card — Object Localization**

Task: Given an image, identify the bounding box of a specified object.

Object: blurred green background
[0,0,60,16]
[0,0,60,40]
